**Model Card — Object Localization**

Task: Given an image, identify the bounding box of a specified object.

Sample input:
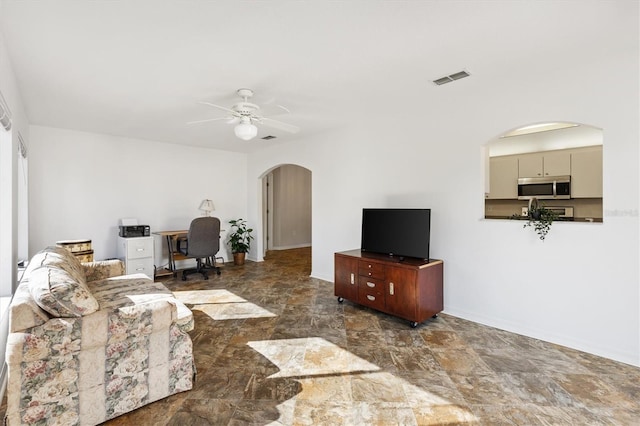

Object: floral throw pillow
[29,265,100,317]
[31,246,86,282]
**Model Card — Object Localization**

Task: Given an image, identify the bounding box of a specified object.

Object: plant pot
[233,252,246,266]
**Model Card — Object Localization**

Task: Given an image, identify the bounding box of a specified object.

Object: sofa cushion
[82,259,125,282]
[30,246,87,282]
[29,266,100,317]
[28,247,99,317]
[88,274,194,332]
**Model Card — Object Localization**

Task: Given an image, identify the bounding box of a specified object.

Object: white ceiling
[0,1,636,153]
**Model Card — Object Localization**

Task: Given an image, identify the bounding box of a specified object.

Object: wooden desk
[153,230,188,277]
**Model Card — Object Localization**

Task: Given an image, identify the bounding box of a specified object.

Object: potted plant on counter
[513,198,557,241]
[228,218,254,265]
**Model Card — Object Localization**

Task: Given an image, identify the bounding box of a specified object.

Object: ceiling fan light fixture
[234,119,258,141]
[193,89,299,140]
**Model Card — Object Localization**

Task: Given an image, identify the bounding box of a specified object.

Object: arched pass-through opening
[258,164,312,268]
[484,121,603,223]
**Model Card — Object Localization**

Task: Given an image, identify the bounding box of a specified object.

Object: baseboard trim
[270,244,311,250]
[444,306,639,367]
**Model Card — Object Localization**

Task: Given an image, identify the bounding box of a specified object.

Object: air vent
[261,135,276,140]
[433,70,471,85]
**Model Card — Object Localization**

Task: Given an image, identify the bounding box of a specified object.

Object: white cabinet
[487,156,518,199]
[117,236,155,279]
[571,147,603,198]
[518,151,571,177]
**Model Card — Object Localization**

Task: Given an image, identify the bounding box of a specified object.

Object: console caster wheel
[216,269,221,275]
[337,297,344,303]
[410,321,418,328]
[432,314,438,319]
[181,273,187,281]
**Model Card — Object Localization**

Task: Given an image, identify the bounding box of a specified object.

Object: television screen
[361,208,431,260]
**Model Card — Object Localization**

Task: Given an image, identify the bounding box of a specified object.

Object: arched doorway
[261,164,312,258]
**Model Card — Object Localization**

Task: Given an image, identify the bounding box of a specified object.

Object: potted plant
[512,198,557,241]
[228,218,254,265]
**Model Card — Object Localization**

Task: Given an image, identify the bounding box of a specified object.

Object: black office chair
[176,217,221,280]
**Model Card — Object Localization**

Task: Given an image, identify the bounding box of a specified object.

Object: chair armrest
[83,259,125,282]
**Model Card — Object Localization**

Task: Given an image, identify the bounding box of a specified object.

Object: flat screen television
[361,208,431,261]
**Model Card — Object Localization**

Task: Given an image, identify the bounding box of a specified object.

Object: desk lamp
[199,199,215,216]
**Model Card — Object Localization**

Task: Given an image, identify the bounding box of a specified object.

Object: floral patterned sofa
[5,246,195,426]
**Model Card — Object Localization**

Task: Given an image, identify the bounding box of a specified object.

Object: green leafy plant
[522,207,557,241]
[512,198,557,241]
[228,218,254,253]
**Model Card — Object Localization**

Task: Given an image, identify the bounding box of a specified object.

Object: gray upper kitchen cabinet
[518,151,571,178]
[487,146,603,201]
[487,156,518,199]
[571,147,603,198]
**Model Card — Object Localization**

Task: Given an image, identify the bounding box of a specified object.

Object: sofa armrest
[6,298,178,365]
[82,259,125,282]
[8,280,50,333]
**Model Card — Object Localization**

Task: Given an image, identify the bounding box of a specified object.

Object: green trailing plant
[511,198,558,241]
[228,218,254,253]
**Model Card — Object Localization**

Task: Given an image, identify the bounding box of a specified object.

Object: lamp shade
[234,118,258,141]
[199,199,215,216]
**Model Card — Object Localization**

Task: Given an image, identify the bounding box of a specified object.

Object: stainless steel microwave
[517,175,571,200]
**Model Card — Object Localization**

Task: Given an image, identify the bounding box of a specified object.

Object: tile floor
[4,247,640,425]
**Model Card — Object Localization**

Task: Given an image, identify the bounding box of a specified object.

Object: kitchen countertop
[485,215,602,222]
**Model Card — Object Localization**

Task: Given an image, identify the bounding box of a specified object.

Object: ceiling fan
[190,88,300,141]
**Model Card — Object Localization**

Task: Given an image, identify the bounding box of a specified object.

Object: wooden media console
[334,249,443,327]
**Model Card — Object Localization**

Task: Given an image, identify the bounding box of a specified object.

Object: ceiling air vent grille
[433,70,471,85]
[261,135,276,140]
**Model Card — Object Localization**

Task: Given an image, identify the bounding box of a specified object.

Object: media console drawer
[358,277,385,310]
[358,261,385,280]
[335,249,443,328]
[358,287,385,311]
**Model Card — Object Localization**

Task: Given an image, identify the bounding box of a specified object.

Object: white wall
[28,126,247,265]
[247,49,639,366]
[0,29,29,289]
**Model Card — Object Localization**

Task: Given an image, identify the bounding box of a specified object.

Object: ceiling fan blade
[187,116,233,125]
[276,104,291,114]
[198,101,238,115]
[259,95,291,114]
[259,117,300,134]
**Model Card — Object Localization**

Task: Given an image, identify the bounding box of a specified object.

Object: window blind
[0,91,12,131]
